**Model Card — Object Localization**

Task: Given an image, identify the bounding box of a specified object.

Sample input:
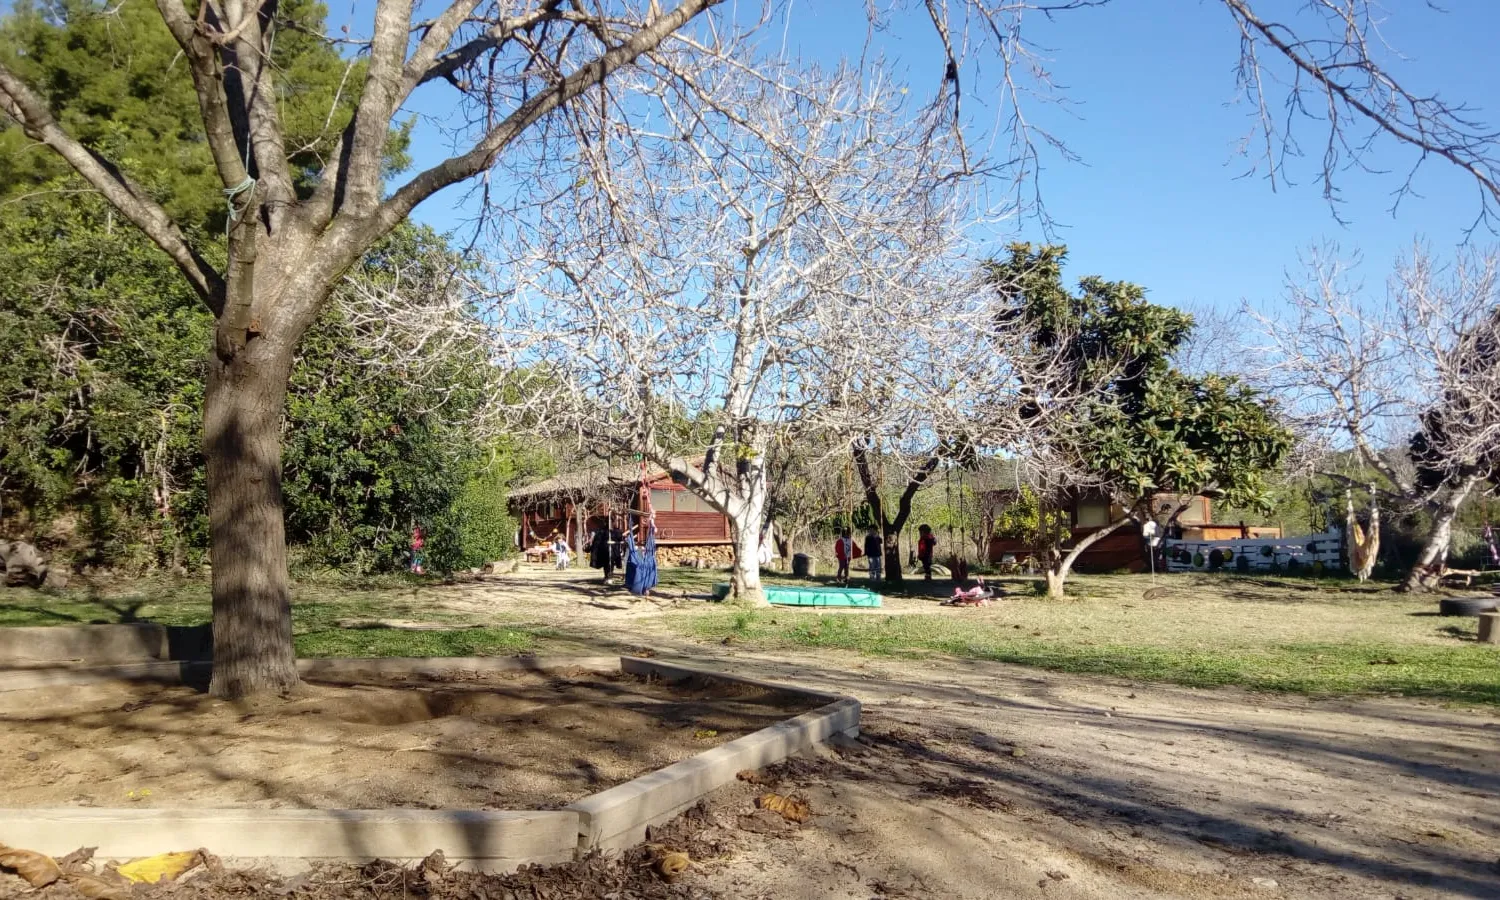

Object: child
[834,528,859,586]
[863,528,883,584]
[409,525,425,575]
[551,533,571,570]
[917,524,936,581]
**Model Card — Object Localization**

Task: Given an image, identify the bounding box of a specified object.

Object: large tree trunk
[1399,479,1477,593]
[727,488,768,607]
[1401,504,1458,592]
[881,524,904,587]
[204,343,299,699]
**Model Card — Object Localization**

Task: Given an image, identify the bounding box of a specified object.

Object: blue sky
[400,0,1500,314]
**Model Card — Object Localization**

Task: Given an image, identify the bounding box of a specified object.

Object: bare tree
[1256,246,1500,590]
[485,59,988,604]
[917,1,1500,229]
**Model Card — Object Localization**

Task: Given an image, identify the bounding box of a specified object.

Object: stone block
[0,808,579,872]
[568,684,859,850]
[1478,612,1499,645]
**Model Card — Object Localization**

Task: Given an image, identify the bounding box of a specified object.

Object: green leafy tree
[988,244,1293,598]
[0,192,209,565]
[0,183,515,575]
[0,0,718,697]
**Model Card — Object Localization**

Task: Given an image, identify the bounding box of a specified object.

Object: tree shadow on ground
[650,646,1500,899]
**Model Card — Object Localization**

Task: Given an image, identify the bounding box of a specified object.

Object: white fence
[1159,530,1345,575]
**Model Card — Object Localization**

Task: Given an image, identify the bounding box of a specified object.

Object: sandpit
[0,667,815,811]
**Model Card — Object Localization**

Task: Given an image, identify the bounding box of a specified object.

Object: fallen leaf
[736,769,770,785]
[646,845,690,881]
[66,872,131,900]
[755,792,810,823]
[693,728,718,740]
[0,844,61,887]
[116,850,201,884]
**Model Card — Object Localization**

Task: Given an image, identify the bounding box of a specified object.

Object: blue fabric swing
[624,517,659,596]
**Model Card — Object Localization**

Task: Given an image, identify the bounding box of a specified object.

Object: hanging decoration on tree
[1345,488,1380,582]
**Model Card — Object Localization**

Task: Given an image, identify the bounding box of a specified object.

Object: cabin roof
[507,457,701,502]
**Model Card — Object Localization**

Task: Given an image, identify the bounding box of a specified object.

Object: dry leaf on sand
[0,844,62,887]
[644,844,690,881]
[755,792,811,823]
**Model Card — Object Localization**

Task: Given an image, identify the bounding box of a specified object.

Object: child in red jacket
[833,528,861,585]
[917,524,936,581]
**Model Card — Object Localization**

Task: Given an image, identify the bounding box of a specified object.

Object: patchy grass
[8,569,1496,702]
[0,574,551,659]
[682,572,1500,705]
[295,624,539,658]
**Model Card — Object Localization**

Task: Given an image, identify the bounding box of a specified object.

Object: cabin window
[1075,497,1111,529]
[676,492,707,513]
[650,489,675,513]
[1180,497,1209,524]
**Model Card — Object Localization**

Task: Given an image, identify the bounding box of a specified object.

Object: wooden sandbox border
[0,654,859,871]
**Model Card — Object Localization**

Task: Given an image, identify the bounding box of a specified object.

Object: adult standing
[863,528,883,584]
[834,528,857,585]
[587,520,614,583]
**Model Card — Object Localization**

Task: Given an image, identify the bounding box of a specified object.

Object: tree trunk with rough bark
[203,341,299,699]
[1400,499,1459,592]
[882,525,903,587]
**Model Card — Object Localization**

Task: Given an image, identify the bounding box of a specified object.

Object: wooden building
[507,462,732,556]
[985,490,1279,573]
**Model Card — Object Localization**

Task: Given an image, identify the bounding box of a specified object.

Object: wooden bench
[1439,567,1488,588]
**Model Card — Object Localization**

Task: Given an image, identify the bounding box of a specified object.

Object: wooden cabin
[507,462,732,556]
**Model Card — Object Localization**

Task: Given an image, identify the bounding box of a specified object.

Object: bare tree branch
[1221,0,1500,230]
[152,0,255,194]
[0,62,225,308]
[373,0,721,231]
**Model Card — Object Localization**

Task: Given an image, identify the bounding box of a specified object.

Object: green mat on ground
[712,583,882,607]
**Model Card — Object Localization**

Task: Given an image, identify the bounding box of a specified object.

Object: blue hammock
[624,522,659,596]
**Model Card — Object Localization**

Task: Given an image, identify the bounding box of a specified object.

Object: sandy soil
[423,567,1500,899]
[4,566,1496,900]
[0,668,811,810]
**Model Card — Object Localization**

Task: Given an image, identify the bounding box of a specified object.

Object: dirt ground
[428,568,1500,899]
[4,566,1498,900]
[0,668,810,809]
